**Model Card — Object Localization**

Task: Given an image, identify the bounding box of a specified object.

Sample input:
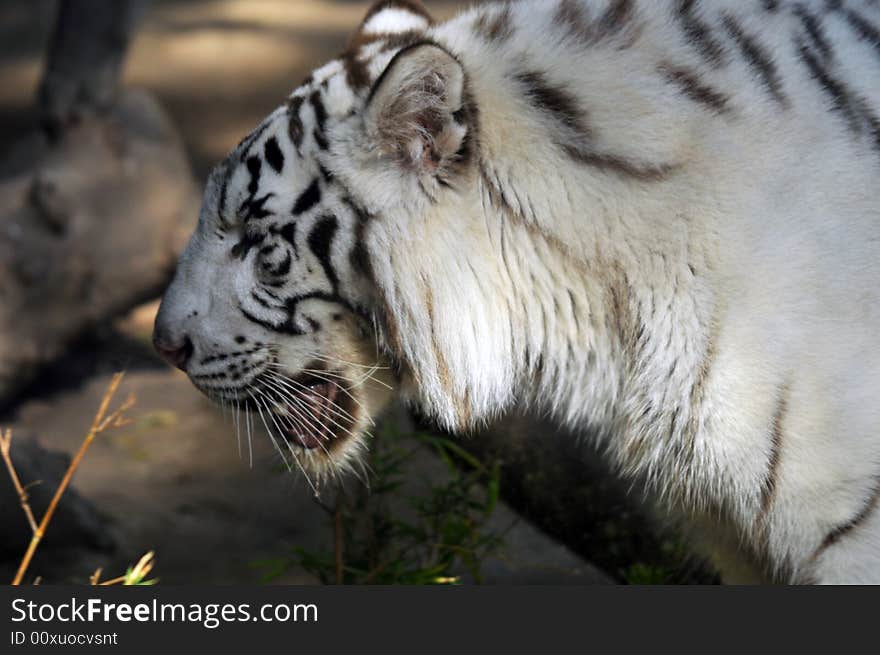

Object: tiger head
[153,1,483,477]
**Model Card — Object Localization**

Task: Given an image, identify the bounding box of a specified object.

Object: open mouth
[263,368,357,453]
[287,376,345,450]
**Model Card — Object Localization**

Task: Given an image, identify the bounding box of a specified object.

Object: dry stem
[2,372,134,585]
[1,428,38,533]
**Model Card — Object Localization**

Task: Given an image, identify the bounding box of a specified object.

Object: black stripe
[308,215,340,292]
[723,13,789,107]
[310,90,328,132]
[675,0,729,67]
[241,192,274,221]
[292,178,321,215]
[239,305,304,336]
[262,251,292,278]
[562,146,679,182]
[277,221,299,257]
[798,40,880,150]
[553,0,592,42]
[513,69,591,137]
[597,0,634,36]
[287,96,305,149]
[818,477,880,552]
[273,252,292,277]
[841,8,880,61]
[659,63,732,114]
[259,286,282,302]
[342,50,371,90]
[245,156,261,195]
[237,121,271,163]
[264,137,284,174]
[759,383,790,521]
[474,5,513,42]
[799,42,860,133]
[231,231,265,260]
[344,197,376,281]
[794,4,834,62]
[250,290,282,311]
[313,129,329,150]
[240,290,362,336]
[377,30,425,54]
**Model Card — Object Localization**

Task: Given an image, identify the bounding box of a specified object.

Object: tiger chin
[154,0,880,584]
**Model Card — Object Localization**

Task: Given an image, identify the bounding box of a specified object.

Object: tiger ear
[363,43,469,178]
[355,1,433,40]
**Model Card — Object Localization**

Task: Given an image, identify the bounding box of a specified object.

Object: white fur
[330,0,880,583]
[160,0,880,583]
[363,8,430,35]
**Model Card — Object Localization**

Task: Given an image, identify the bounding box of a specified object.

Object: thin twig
[0,429,38,534]
[98,575,128,586]
[11,372,131,585]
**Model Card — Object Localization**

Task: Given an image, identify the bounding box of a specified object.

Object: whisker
[373,315,380,361]
[234,400,242,459]
[262,370,362,427]
[249,390,320,497]
[263,395,348,491]
[298,367,384,415]
[261,374,363,444]
[266,376,377,456]
[248,389,292,474]
[263,386,340,463]
[354,456,371,491]
[258,374,354,431]
[304,351,390,371]
[245,404,254,468]
[256,381,361,488]
[302,366,393,391]
[265,363,375,422]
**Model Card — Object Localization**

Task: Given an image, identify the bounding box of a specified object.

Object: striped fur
[156,0,880,584]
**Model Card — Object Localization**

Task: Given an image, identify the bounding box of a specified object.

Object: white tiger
[153,0,880,584]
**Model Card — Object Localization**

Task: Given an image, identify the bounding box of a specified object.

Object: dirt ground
[0,303,609,584]
[0,0,624,585]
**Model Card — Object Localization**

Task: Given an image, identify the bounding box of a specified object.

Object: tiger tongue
[302,382,328,420]
[297,381,340,447]
[297,432,324,450]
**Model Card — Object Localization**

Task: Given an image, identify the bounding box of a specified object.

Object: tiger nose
[152,331,194,371]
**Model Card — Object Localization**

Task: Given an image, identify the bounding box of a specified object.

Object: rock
[0,433,115,562]
[0,88,200,408]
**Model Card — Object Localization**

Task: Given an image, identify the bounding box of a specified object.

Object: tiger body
[154,0,880,583]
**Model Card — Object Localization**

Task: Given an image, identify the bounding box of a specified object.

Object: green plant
[91,551,158,586]
[622,562,677,585]
[256,420,504,585]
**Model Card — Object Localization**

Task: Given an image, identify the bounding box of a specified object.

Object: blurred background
[0,0,717,585]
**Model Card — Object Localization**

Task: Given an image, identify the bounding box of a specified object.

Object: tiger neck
[467,67,720,467]
[475,165,719,472]
[382,7,722,462]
